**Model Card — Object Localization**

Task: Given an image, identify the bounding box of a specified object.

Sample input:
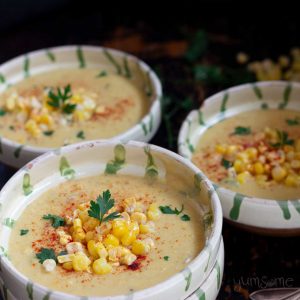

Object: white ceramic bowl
[187,238,224,300]
[178,81,300,235]
[0,140,223,299]
[0,45,162,168]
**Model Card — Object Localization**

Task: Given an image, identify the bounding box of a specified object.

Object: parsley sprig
[232,126,251,135]
[159,204,191,221]
[270,130,294,148]
[42,214,65,228]
[36,248,57,264]
[88,190,120,224]
[47,84,76,114]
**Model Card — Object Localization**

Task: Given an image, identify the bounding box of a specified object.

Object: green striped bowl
[178,81,300,235]
[0,140,223,299]
[0,46,162,168]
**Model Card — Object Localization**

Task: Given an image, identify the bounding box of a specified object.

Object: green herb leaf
[221,158,233,169]
[20,229,29,236]
[47,84,76,114]
[96,70,107,77]
[42,214,65,228]
[0,108,6,116]
[180,214,191,221]
[36,248,57,264]
[9,125,15,131]
[270,130,294,148]
[88,190,121,224]
[286,117,300,126]
[62,103,77,114]
[77,130,85,140]
[43,130,54,136]
[194,65,222,84]
[159,205,184,215]
[163,256,170,261]
[233,126,251,135]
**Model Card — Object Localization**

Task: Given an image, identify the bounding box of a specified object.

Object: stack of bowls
[0,47,224,299]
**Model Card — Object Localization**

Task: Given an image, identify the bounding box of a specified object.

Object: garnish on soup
[192,109,300,200]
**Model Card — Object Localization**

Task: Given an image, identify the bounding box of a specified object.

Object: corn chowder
[0,69,148,147]
[192,109,300,200]
[9,174,205,296]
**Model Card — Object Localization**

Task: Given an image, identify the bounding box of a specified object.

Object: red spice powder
[128,255,147,271]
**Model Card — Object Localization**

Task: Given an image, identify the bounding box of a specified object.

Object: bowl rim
[0,45,162,154]
[0,140,223,299]
[178,80,300,205]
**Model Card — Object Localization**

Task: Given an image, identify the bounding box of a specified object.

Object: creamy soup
[9,174,205,296]
[192,109,300,200]
[0,69,149,147]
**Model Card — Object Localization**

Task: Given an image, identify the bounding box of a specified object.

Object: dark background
[0,1,299,299]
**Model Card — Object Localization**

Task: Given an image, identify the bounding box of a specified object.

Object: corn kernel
[134,202,145,213]
[112,220,128,239]
[72,252,91,271]
[246,147,258,160]
[283,145,294,153]
[123,197,136,213]
[286,151,295,161]
[131,212,147,224]
[147,204,161,221]
[73,218,82,229]
[128,221,140,236]
[78,210,89,222]
[120,212,131,224]
[83,218,100,232]
[139,221,155,234]
[120,253,137,266]
[236,152,249,163]
[271,166,287,182]
[73,110,85,122]
[215,144,227,154]
[85,231,95,243]
[42,259,56,272]
[57,254,74,263]
[121,231,136,246]
[72,94,84,103]
[236,171,250,184]
[132,240,150,255]
[284,175,299,187]
[66,242,84,254]
[254,162,264,175]
[72,228,86,242]
[103,234,120,247]
[25,119,41,137]
[92,258,112,275]
[233,159,245,173]
[59,236,71,245]
[96,222,112,235]
[39,114,53,126]
[62,261,73,271]
[226,145,238,156]
[108,247,121,262]
[6,94,17,111]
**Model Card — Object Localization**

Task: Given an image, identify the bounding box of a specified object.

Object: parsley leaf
[159,205,184,215]
[42,214,65,228]
[43,130,54,136]
[221,158,233,169]
[47,84,76,114]
[77,130,85,140]
[180,214,191,221]
[159,204,190,221]
[9,125,15,131]
[286,117,300,126]
[270,130,294,148]
[232,126,251,135]
[0,108,6,116]
[163,256,170,261]
[96,70,107,77]
[62,103,77,114]
[88,190,121,224]
[36,248,57,264]
[20,229,29,236]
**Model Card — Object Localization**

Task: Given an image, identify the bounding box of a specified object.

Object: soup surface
[0,69,149,147]
[9,174,204,296]
[192,109,300,200]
